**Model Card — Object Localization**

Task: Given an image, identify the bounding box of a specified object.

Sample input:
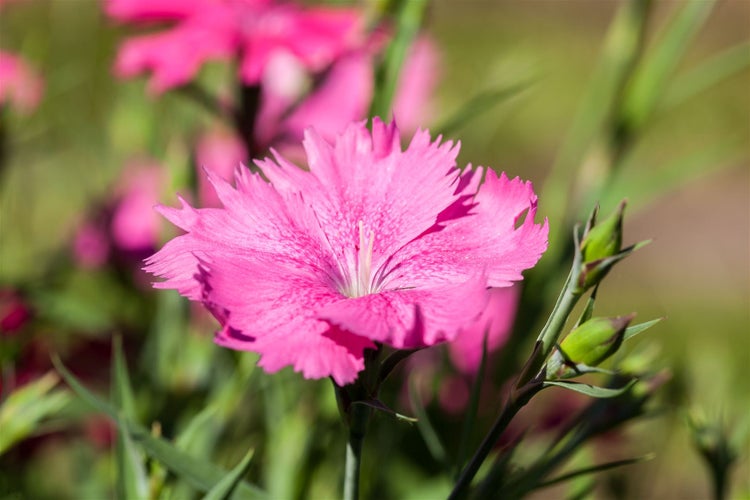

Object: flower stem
[344,402,370,500]
[449,382,543,500]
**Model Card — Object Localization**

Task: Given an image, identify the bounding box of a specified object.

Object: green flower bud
[581,200,626,263]
[547,315,634,378]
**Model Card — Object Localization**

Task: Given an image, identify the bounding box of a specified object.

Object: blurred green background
[1,0,748,498]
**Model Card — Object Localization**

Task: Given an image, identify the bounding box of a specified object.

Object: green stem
[537,266,583,357]
[368,0,428,120]
[448,382,543,500]
[344,402,370,500]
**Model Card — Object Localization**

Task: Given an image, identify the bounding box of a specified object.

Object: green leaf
[377,348,422,388]
[352,399,417,423]
[600,139,744,211]
[0,372,70,455]
[454,330,489,479]
[112,338,149,500]
[535,454,654,489]
[53,356,267,500]
[202,448,256,500]
[662,41,750,110]
[112,336,136,419]
[175,405,221,452]
[621,0,715,132]
[408,378,448,466]
[543,379,637,398]
[541,0,652,254]
[623,318,664,342]
[435,80,532,137]
[368,0,429,119]
[575,286,599,328]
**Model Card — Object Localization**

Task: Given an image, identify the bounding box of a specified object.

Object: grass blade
[53,356,267,500]
[621,0,715,132]
[662,41,750,110]
[368,0,429,119]
[535,454,654,489]
[408,378,448,466]
[202,448,256,500]
[435,80,533,137]
[454,331,489,479]
[112,338,149,500]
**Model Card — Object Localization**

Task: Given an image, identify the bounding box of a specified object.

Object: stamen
[355,220,375,297]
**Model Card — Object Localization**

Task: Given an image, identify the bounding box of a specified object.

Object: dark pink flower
[146,119,548,384]
[0,289,31,336]
[448,286,519,374]
[0,51,43,113]
[73,221,111,269]
[108,0,363,93]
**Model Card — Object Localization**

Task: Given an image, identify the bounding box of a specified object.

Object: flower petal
[114,20,234,93]
[382,169,549,289]
[320,274,489,349]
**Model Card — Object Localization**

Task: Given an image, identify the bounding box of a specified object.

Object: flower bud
[547,315,634,378]
[581,200,626,263]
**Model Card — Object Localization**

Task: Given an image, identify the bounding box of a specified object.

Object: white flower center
[340,220,376,298]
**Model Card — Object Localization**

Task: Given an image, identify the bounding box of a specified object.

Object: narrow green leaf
[112,336,136,420]
[175,405,221,451]
[368,0,429,119]
[408,378,448,466]
[663,41,750,110]
[53,357,267,500]
[112,338,149,500]
[623,318,664,342]
[116,425,150,500]
[575,286,599,328]
[543,379,637,399]
[0,372,70,455]
[541,0,652,253]
[435,80,532,137]
[352,399,417,423]
[377,347,422,388]
[454,330,489,479]
[600,139,743,211]
[621,0,715,131]
[535,454,655,489]
[202,448,256,500]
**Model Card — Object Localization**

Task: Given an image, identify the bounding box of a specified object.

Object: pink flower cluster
[146,120,548,384]
[107,0,363,93]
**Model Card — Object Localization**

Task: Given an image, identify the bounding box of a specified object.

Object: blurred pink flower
[111,162,164,252]
[448,286,519,374]
[0,289,31,336]
[257,36,440,152]
[196,128,247,208]
[0,51,43,113]
[108,0,363,93]
[73,221,111,269]
[146,119,548,385]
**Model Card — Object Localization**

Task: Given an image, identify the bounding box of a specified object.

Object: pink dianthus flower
[146,119,548,385]
[0,51,43,113]
[107,0,363,93]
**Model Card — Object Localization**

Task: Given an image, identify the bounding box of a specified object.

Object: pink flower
[111,162,165,252]
[108,0,363,93]
[146,119,548,385]
[448,286,519,374]
[196,128,247,208]
[73,221,111,269]
[258,36,439,152]
[0,51,43,113]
